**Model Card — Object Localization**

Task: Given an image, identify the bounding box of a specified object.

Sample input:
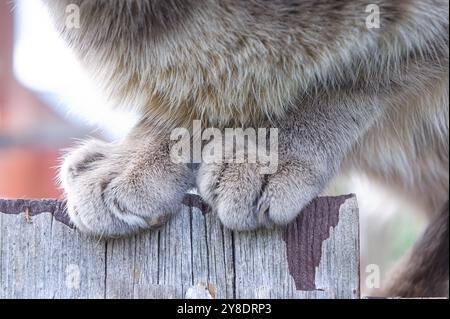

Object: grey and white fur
[42,0,449,297]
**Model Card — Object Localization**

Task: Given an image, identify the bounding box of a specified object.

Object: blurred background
[0,0,426,296]
[0,0,137,199]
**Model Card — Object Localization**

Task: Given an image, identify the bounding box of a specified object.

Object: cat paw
[197,156,325,231]
[59,139,193,237]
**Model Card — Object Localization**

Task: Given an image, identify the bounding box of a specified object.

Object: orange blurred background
[1,0,136,199]
[1,0,64,198]
[0,0,133,198]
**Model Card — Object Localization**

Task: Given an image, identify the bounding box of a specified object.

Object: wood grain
[0,194,359,299]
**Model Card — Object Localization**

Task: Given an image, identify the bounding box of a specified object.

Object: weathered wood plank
[48,219,106,299]
[0,212,106,299]
[0,194,359,299]
[0,212,53,298]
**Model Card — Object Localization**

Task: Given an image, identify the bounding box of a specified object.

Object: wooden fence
[0,193,359,299]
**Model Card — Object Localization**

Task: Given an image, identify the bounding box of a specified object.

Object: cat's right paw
[59,139,194,237]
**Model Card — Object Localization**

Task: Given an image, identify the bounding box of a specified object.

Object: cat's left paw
[197,156,325,231]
